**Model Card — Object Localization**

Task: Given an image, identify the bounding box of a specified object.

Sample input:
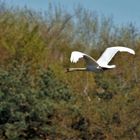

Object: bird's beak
[65,68,70,73]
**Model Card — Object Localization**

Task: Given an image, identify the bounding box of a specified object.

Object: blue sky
[4,0,140,27]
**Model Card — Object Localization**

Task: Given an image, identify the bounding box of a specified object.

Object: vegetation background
[0,2,140,140]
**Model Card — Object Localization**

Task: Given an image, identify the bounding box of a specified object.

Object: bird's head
[65,68,70,73]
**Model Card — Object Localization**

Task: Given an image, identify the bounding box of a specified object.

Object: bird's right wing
[70,51,99,66]
[97,46,135,67]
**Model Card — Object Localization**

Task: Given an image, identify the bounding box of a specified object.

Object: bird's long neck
[66,67,87,72]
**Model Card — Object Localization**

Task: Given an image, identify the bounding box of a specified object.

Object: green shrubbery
[0,61,77,139]
[0,2,140,139]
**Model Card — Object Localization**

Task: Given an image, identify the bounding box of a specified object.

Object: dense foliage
[0,2,140,140]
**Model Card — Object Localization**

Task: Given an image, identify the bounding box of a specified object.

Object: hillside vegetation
[0,3,140,140]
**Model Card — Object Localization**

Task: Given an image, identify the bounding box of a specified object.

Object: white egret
[66,46,135,72]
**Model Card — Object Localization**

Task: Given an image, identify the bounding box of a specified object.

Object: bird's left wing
[97,46,135,67]
[70,51,98,66]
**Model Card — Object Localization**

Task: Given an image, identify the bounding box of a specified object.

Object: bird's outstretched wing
[97,46,135,67]
[70,51,99,66]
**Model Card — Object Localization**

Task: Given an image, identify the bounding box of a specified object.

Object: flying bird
[66,46,135,72]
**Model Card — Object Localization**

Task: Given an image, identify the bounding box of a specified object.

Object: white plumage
[67,46,135,72]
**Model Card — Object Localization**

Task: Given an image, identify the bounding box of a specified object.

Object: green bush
[0,2,140,139]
